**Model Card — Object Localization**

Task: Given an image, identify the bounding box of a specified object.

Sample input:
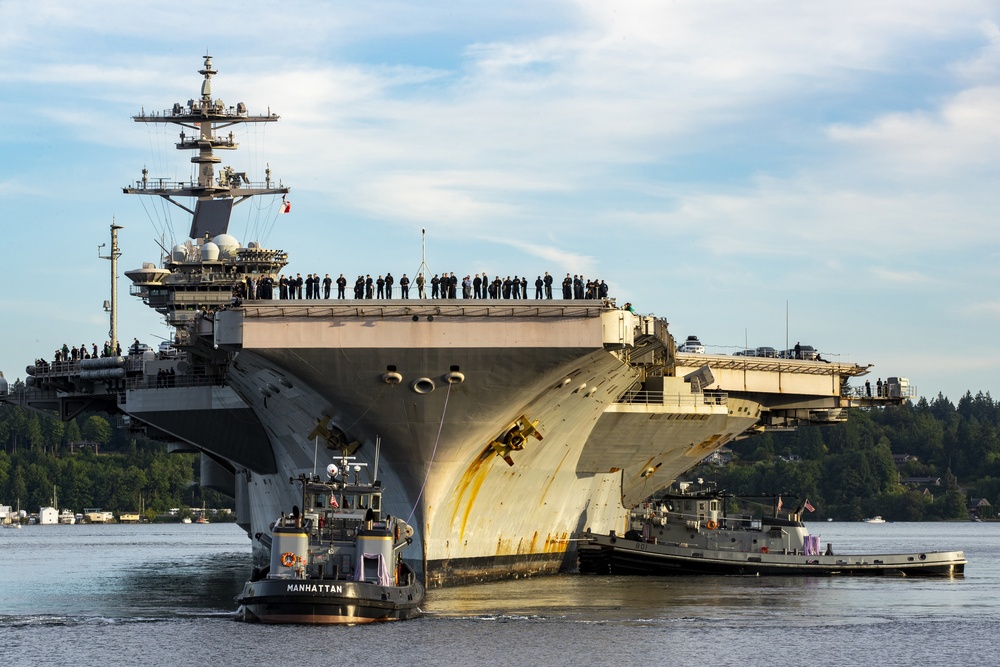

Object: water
[0,522,996,666]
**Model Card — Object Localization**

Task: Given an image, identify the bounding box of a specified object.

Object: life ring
[280,552,296,567]
[760,546,769,554]
[706,520,718,530]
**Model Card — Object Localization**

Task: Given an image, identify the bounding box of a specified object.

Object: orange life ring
[760,546,769,554]
[280,551,296,567]
[706,520,718,530]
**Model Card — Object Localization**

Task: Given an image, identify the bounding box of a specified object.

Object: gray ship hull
[123,302,761,586]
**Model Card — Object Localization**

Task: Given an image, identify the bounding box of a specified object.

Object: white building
[39,506,59,525]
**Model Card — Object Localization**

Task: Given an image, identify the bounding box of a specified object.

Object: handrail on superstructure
[617,390,728,407]
[675,352,872,378]
[236,301,614,319]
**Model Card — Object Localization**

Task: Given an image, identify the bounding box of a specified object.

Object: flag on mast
[777,496,783,511]
[279,196,291,214]
[804,500,815,512]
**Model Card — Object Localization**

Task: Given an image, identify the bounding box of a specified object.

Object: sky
[1,1,998,403]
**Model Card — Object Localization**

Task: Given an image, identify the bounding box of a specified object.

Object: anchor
[308,416,361,456]
[489,414,543,466]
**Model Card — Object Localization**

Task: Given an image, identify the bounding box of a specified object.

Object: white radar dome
[326,463,339,478]
[201,242,220,261]
[171,244,188,262]
[212,233,240,257]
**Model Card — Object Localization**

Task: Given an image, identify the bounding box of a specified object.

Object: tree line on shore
[699,391,999,521]
[2,390,998,521]
[0,404,228,517]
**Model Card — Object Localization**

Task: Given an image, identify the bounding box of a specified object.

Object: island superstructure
[2,56,906,587]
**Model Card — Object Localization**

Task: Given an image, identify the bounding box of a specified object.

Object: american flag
[777,496,782,511]
[804,500,815,512]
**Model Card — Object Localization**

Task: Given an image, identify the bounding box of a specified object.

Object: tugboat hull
[580,535,966,577]
[237,577,423,624]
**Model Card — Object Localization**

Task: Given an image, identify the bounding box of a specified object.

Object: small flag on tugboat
[804,500,815,513]
[777,496,782,511]
[279,196,291,214]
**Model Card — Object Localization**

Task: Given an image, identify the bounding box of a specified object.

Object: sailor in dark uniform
[544,272,553,299]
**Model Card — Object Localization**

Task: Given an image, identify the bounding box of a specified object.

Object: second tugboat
[579,484,966,577]
[236,454,424,624]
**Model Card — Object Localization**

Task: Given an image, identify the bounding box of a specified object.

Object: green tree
[81,416,112,448]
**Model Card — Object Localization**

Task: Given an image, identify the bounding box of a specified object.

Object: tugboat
[236,455,424,624]
[579,485,966,577]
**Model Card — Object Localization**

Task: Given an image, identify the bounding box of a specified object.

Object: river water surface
[0,521,995,666]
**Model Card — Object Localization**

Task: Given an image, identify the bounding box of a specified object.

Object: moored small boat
[580,487,965,577]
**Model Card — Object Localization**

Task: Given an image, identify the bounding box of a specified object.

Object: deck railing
[617,390,728,407]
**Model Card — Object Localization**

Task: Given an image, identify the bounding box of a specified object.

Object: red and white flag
[279,197,291,214]
[804,500,815,512]
[777,496,783,511]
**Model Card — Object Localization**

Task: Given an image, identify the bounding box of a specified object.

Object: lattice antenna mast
[415,228,431,284]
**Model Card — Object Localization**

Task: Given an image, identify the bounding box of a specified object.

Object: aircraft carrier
[0,56,905,587]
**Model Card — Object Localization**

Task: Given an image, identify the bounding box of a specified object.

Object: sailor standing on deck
[337,274,346,298]
[416,273,426,298]
[323,274,332,299]
[385,273,394,298]
[400,274,410,298]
